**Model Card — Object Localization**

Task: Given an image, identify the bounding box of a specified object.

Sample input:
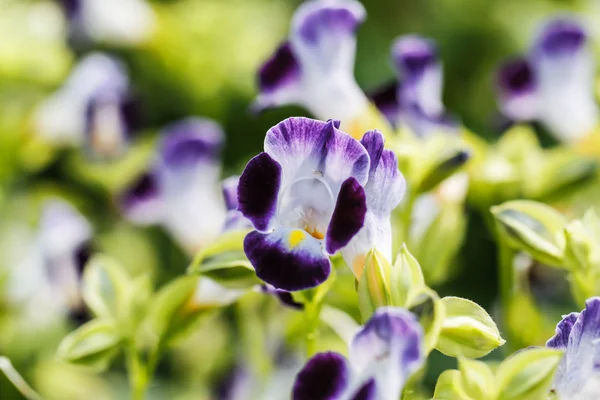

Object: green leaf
[458,358,496,400]
[419,148,471,193]
[496,347,563,400]
[188,230,259,289]
[436,297,505,359]
[57,319,122,371]
[149,275,245,344]
[491,200,566,266]
[82,254,132,322]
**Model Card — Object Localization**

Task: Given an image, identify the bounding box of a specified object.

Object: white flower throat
[277,174,334,239]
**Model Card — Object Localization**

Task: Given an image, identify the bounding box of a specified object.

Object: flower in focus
[372,35,457,137]
[58,0,155,46]
[7,199,93,326]
[341,130,405,277]
[35,53,140,159]
[238,117,369,291]
[253,0,373,137]
[496,18,598,144]
[546,297,600,399]
[292,307,423,400]
[121,117,227,254]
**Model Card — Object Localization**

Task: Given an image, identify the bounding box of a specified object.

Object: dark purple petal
[120,171,163,225]
[537,19,587,58]
[350,379,377,400]
[160,118,224,169]
[260,284,304,310]
[73,241,94,278]
[392,35,438,83]
[293,352,350,400]
[498,58,536,96]
[294,0,365,45]
[222,176,240,212]
[547,312,580,349]
[258,41,301,94]
[369,81,402,128]
[244,229,330,291]
[325,177,366,254]
[238,152,282,232]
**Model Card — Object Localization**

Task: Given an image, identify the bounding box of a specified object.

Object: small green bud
[390,243,425,306]
[491,200,566,266]
[357,249,392,320]
[436,296,505,359]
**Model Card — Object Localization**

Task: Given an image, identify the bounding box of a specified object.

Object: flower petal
[259,284,304,310]
[239,153,282,232]
[160,118,224,169]
[349,307,424,400]
[244,228,330,291]
[392,35,443,117]
[253,42,302,113]
[265,117,370,195]
[292,352,350,400]
[342,131,405,268]
[349,379,377,400]
[496,58,538,122]
[120,171,163,225]
[550,297,600,397]
[292,0,365,73]
[547,312,580,350]
[326,177,367,255]
[532,18,598,143]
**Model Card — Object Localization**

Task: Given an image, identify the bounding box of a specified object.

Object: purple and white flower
[58,0,155,46]
[253,0,370,127]
[35,53,139,159]
[292,307,424,400]
[496,18,598,143]
[121,118,227,254]
[547,297,600,399]
[238,117,370,291]
[373,35,457,137]
[341,130,406,276]
[6,199,93,326]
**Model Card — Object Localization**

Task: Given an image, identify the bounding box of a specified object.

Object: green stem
[126,343,149,400]
[0,356,43,400]
[304,301,322,358]
[400,190,417,245]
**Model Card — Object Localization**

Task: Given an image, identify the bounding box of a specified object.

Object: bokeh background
[1,0,599,398]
